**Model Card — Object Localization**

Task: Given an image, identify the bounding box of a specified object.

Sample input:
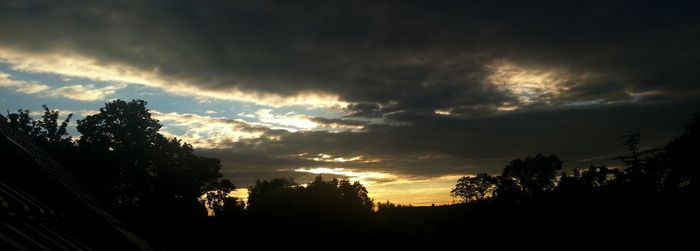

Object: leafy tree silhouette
[338,177,373,212]
[246,177,297,213]
[248,175,373,217]
[3,102,239,249]
[559,164,621,193]
[245,175,374,241]
[659,114,700,194]
[212,196,245,221]
[493,175,522,202]
[501,153,562,197]
[75,99,234,212]
[69,99,235,249]
[3,105,73,152]
[451,173,497,202]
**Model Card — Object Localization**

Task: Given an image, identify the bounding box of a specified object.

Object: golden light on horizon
[210,168,460,208]
[293,167,462,206]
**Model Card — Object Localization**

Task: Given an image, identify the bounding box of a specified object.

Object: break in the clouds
[53,84,124,101]
[1,70,123,101]
[1,71,49,94]
[1,0,699,204]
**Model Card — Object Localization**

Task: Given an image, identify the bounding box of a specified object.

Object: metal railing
[0,119,153,251]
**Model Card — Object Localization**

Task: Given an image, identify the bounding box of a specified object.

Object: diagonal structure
[0,115,155,250]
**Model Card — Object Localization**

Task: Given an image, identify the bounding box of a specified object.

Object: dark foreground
[2,102,698,249]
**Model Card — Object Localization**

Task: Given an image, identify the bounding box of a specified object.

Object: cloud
[487,61,569,105]
[53,84,122,101]
[1,1,696,113]
[0,70,50,94]
[235,109,366,132]
[294,167,394,184]
[2,1,700,203]
[0,71,11,85]
[0,46,347,108]
[152,110,273,149]
[253,109,319,131]
[307,117,367,131]
[15,82,50,94]
[200,101,700,189]
[1,70,121,101]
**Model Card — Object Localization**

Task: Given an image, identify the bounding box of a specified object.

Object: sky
[1,0,699,205]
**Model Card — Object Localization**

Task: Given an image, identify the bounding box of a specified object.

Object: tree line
[1,100,378,248]
[450,122,699,204]
[2,99,698,248]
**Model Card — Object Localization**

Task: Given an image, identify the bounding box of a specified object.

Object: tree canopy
[74,99,234,211]
[451,173,496,202]
[4,102,699,248]
[502,154,563,196]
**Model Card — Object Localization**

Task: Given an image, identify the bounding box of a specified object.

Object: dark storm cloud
[2,0,700,186]
[2,0,698,113]
[201,101,700,187]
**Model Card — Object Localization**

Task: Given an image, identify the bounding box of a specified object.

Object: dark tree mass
[1,0,699,249]
[2,101,698,248]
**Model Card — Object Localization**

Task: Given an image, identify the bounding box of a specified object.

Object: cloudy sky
[1,0,699,205]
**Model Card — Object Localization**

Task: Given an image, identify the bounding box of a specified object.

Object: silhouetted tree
[339,178,374,212]
[247,175,373,227]
[212,197,245,220]
[75,99,234,213]
[501,154,562,197]
[3,105,73,152]
[376,201,409,212]
[611,132,667,193]
[204,179,237,215]
[3,109,35,135]
[451,173,496,202]
[493,175,522,202]
[558,164,621,193]
[35,105,73,145]
[68,99,241,249]
[246,178,297,212]
[621,132,642,165]
[659,114,700,194]
[6,102,700,247]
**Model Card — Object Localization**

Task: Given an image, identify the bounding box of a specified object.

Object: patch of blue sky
[1,62,346,137]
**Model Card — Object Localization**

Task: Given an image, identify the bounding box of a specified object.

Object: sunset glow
[1,0,697,209]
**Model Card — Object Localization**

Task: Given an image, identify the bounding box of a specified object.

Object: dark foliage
[443,115,700,247]
[3,105,73,158]
[3,103,698,248]
[243,175,374,241]
[3,100,235,249]
[451,173,496,202]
